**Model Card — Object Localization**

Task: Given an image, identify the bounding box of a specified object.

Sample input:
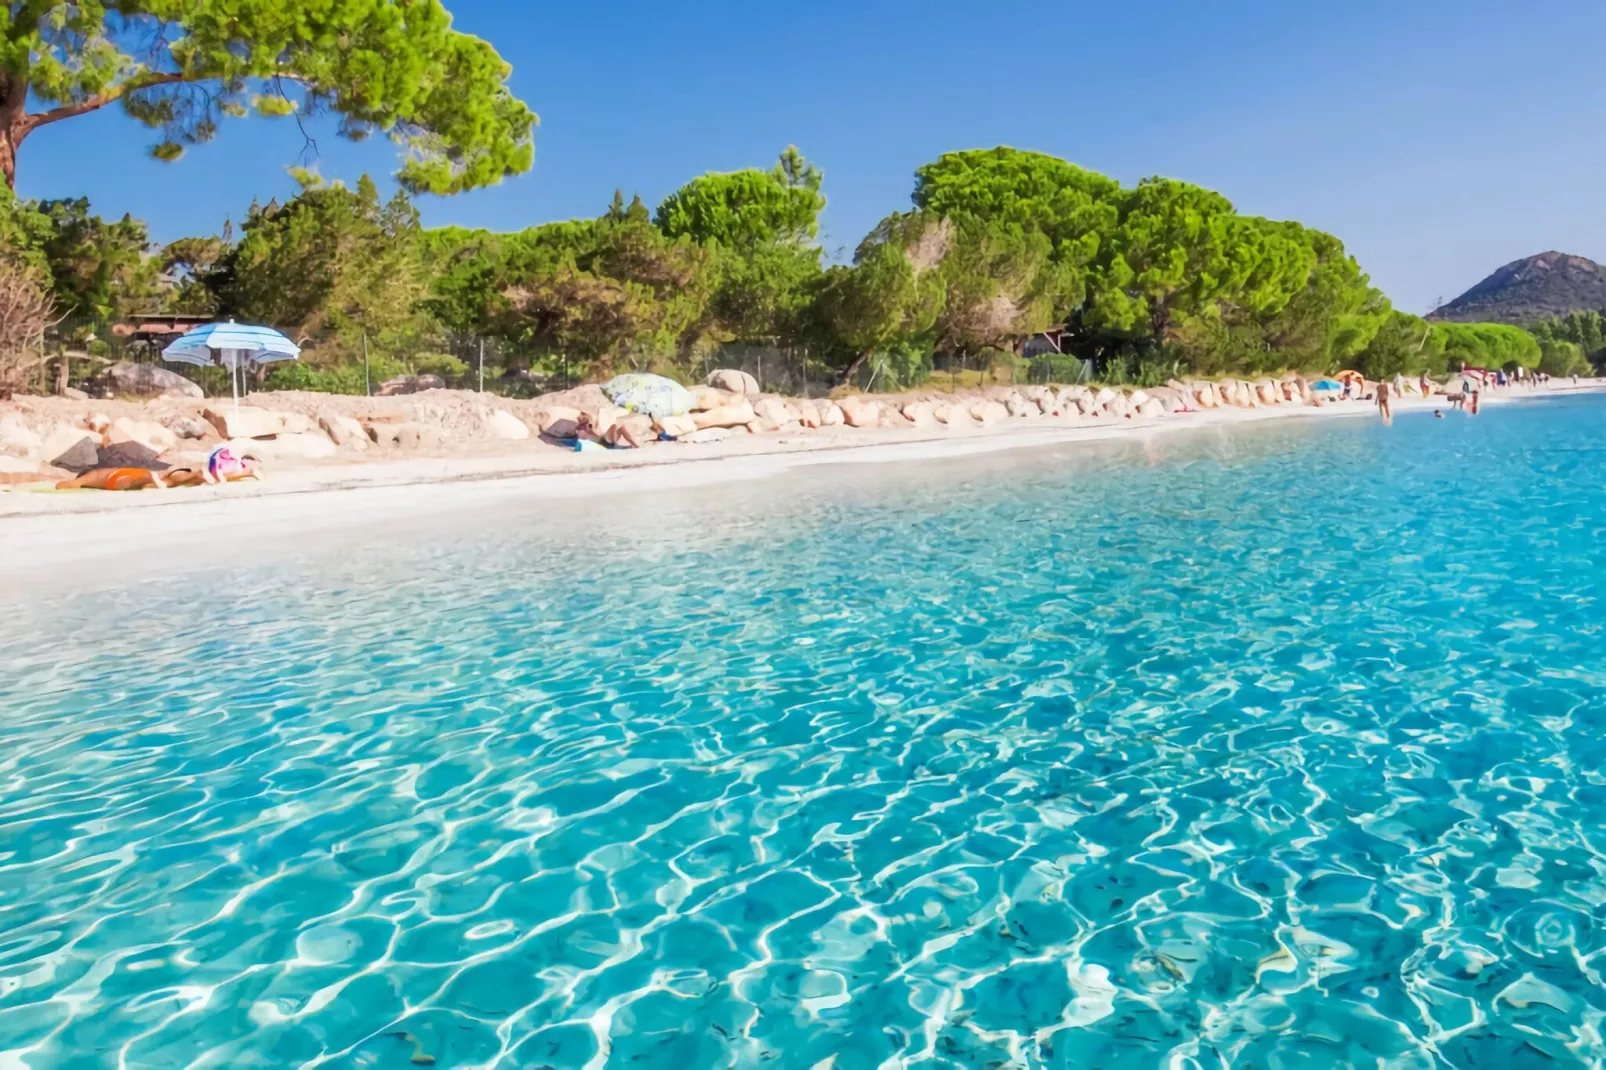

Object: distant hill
[1430,251,1606,325]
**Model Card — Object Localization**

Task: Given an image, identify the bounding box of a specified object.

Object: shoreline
[2,386,1598,585]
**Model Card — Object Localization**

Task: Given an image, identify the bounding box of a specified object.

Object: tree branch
[19,71,188,135]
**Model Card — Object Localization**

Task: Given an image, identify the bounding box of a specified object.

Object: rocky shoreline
[0,369,1367,486]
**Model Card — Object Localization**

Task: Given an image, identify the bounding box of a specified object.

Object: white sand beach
[4,383,1597,586]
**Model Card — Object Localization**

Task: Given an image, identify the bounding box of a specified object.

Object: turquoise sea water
[4,397,1606,1068]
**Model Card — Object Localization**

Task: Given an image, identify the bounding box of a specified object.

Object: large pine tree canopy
[0,0,535,193]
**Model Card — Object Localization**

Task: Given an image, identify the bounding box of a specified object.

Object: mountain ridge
[1430,251,1606,324]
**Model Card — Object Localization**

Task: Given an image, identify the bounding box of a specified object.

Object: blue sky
[15,0,1606,314]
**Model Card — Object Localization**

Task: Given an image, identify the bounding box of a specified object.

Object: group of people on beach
[1374,363,1572,425]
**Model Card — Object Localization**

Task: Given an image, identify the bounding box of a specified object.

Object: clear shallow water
[4,399,1606,1068]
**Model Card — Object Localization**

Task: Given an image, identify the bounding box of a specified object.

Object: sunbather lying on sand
[56,467,170,491]
[56,448,262,491]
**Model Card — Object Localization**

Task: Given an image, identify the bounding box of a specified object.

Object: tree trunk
[836,349,871,388]
[0,129,14,190]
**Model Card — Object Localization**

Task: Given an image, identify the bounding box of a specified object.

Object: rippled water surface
[5,398,1606,1068]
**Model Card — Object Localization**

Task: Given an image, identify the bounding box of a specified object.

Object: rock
[688,385,739,412]
[794,398,823,429]
[204,406,289,439]
[40,426,98,471]
[1129,389,1151,407]
[902,401,940,429]
[0,415,41,458]
[1005,395,1039,419]
[529,405,582,434]
[540,418,582,441]
[1095,387,1118,407]
[589,402,624,439]
[604,414,655,449]
[85,413,111,435]
[103,362,205,399]
[692,399,757,429]
[107,417,177,455]
[1192,381,1219,408]
[837,397,881,428]
[162,414,212,440]
[1105,394,1133,419]
[745,419,773,435]
[816,399,845,427]
[366,421,435,449]
[1136,398,1166,418]
[486,409,531,441]
[878,408,915,429]
[682,427,734,444]
[706,368,760,396]
[225,431,336,461]
[377,373,447,396]
[318,413,368,449]
[935,401,977,428]
[970,400,1009,426]
[754,397,801,425]
[1255,379,1280,405]
[61,386,88,400]
[654,414,697,438]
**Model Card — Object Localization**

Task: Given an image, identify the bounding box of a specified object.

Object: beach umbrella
[602,373,692,419]
[1312,379,1343,392]
[163,321,301,410]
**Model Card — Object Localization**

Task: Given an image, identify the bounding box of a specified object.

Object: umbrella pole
[231,358,239,413]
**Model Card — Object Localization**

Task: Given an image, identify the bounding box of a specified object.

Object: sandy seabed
[2,385,1597,587]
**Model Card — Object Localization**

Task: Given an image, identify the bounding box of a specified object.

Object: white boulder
[705,369,760,396]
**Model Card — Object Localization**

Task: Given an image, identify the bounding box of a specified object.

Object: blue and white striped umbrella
[162,321,301,367]
[162,321,300,410]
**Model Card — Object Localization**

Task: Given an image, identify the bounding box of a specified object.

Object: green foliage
[887,147,1390,381]
[1430,321,1540,372]
[0,188,52,276]
[1537,339,1591,377]
[1531,311,1606,370]
[1354,311,1442,379]
[220,174,430,358]
[477,209,717,372]
[653,149,827,347]
[912,147,1119,257]
[814,233,944,383]
[160,231,232,314]
[655,147,825,248]
[0,0,535,193]
[262,348,466,393]
[34,198,161,320]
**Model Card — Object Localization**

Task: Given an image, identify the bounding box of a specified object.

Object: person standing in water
[1376,378,1393,425]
